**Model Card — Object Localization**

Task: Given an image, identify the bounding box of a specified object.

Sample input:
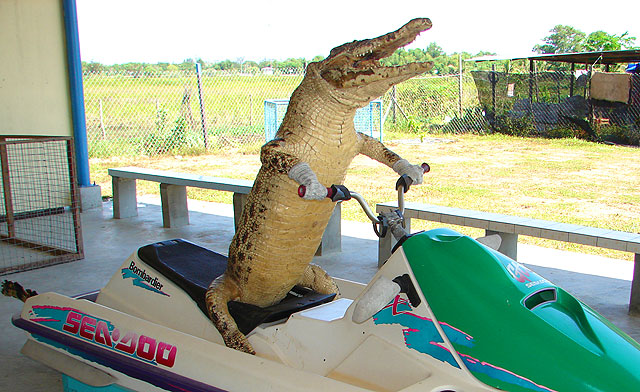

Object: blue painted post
[378,100,383,141]
[62,0,91,187]
[369,101,374,138]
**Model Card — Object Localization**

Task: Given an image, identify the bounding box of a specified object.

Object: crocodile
[206,18,434,354]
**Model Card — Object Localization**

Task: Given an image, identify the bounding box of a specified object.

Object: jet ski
[9,173,640,392]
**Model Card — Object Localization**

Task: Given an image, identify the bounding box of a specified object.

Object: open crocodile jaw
[316,18,434,103]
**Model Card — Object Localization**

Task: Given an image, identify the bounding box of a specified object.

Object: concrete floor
[2,197,639,391]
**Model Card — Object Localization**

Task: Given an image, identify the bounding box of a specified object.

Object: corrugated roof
[468,49,640,65]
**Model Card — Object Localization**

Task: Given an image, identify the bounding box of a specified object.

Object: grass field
[83,71,480,158]
[90,133,640,261]
[84,72,305,157]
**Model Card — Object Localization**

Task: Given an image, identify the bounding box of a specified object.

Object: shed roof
[469,49,640,65]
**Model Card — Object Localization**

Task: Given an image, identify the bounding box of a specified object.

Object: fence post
[491,64,497,122]
[569,63,575,96]
[458,53,463,118]
[528,59,534,114]
[392,85,397,123]
[195,63,209,149]
[0,137,16,238]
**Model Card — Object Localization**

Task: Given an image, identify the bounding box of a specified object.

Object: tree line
[82,42,493,76]
[82,26,638,76]
[534,25,637,54]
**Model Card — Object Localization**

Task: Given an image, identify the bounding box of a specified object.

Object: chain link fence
[84,67,304,157]
[83,67,488,158]
[83,64,639,159]
[470,69,640,144]
[382,74,488,135]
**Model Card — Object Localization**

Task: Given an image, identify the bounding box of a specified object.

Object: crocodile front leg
[357,132,425,183]
[357,132,402,166]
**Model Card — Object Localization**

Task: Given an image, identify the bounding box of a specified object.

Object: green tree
[143,64,160,76]
[212,59,239,71]
[584,30,637,51]
[425,42,445,58]
[533,25,586,54]
[276,58,305,72]
[82,61,106,73]
[178,58,195,71]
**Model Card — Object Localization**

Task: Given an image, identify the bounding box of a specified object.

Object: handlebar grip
[396,162,430,193]
[297,185,310,198]
[298,185,351,202]
[298,185,332,198]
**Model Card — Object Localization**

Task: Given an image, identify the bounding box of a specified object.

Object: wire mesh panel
[0,136,83,275]
[353,100,383,140]
[264,99,290,141]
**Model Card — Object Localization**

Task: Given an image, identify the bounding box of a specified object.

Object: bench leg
[232,193,249,231]
[316,203,342,256]
[112,177,137,219]
[486,230,518,260]
[160,183,189,228]
[378,218,411,268]
[629,253,640,315]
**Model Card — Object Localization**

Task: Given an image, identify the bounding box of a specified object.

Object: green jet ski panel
[402,228,640,392]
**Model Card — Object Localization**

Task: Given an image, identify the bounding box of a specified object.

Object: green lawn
[91,133,640,261]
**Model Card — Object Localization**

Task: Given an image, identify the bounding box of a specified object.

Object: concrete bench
[109,167,342,255]
[376,201,640,313]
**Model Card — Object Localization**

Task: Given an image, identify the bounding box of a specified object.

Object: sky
[76,0,640,65]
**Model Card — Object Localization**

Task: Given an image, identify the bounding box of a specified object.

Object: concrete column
[629,253,640,315]
[160,183,189,228]
[232,193,249,231]
[80,185,102,211]
[316,203,342,256]
[112,177,137,219]
[486,230,518,260]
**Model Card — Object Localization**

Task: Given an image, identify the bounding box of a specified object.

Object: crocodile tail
[1,280,38,302]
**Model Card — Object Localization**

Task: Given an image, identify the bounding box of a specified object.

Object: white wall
[0,0,73,136]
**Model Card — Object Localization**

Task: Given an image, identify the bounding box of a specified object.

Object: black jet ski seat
[137,239,336,335]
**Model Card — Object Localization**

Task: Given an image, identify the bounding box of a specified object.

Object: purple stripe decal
[12,314,227,392]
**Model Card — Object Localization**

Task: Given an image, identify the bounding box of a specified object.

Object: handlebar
[298,184,379,223]
[297,162,430,238]
[396,163,429,217]
[297,162,430,200]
